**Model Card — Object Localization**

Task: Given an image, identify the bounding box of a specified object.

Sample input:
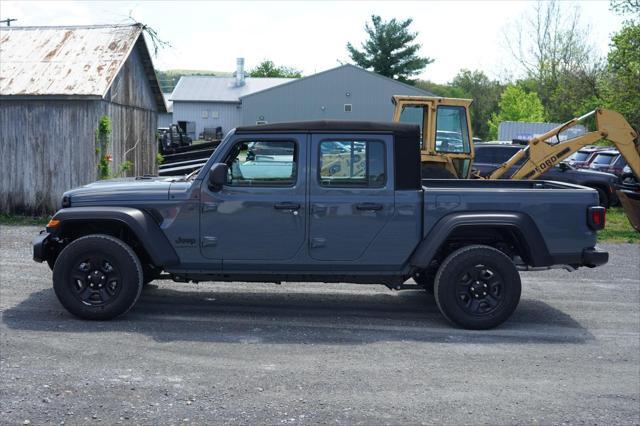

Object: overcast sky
[1,0,626,83]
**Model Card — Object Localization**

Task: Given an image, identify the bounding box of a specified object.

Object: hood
[64,176,181,205]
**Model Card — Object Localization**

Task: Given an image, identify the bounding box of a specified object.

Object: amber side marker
[47,219,60,228]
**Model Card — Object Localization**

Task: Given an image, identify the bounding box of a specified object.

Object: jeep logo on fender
[175,237,196,246]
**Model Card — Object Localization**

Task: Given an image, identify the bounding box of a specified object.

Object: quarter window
[319,140,385,187]
[224,140,297,186]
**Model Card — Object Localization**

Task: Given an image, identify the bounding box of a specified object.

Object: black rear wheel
[434,245,521,329]
[53,234,143,320]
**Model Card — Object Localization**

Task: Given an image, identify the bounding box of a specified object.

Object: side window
[435,106,471,154]
[319,140,386,187]
[399,106,425,143]
[224,140,297,187]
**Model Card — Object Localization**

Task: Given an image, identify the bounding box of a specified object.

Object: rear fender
[410,212,553,268]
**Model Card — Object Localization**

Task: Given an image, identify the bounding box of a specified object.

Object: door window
[399,106,425,141]
[224,140,297,186]
[318,140,385,187]
[436,106,471,154]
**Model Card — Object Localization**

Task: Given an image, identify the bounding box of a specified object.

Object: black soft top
[236,120,419,137]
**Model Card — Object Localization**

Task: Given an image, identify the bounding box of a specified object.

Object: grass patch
[0,214,49,227]
[598,207,639,243]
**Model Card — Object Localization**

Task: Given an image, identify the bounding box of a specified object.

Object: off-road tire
[52,234,143,320]
[434,245,521,330]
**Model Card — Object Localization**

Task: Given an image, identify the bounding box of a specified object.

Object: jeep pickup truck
[33,121,608,329]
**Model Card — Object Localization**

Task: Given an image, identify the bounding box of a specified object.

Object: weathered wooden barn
[0,24,166,214]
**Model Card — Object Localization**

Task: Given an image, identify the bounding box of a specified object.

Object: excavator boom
[488,108,640,232]
[488,109,640,180]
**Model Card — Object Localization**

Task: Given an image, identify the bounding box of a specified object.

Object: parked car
[473,143,620,207]
[565,146,607,169]
[34,121,608,330]
[589,149,628,177]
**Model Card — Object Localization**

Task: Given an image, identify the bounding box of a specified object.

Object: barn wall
[106,40,158,112]
[102,100,157,180]
[0,100,98,214]
[0,99,157,214]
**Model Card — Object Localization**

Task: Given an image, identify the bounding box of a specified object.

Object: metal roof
[0,24,166,111]
[170,76,295,103]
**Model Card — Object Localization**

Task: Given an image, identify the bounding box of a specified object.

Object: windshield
[571,152,590,162]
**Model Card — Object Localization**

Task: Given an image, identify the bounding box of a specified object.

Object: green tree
[601,23,640,132]
[347,15,433,83]
[248,60,302,78]
[451,70,504,140]
[488,85,546,140]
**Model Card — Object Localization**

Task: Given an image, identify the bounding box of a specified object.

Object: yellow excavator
[391,96,640,231]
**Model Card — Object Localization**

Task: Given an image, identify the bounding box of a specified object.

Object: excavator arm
[488,108,640,231]
[488,108,640,180]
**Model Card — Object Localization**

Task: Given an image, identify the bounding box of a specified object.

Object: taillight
[588,206,606,230]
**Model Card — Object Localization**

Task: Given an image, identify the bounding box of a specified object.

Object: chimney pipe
[235,58,245,87]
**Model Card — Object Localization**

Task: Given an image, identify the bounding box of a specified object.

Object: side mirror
[558,162,570,172]
[208,163,228,191]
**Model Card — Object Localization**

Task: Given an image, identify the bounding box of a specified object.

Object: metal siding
[158,112,173,128]
[171,77,293,102]
[240,65,431,125]
[172,101,241,138]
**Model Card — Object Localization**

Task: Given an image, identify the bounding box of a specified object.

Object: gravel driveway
[1,225,639,425]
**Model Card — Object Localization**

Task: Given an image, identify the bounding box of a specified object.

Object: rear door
[309,133,394,261]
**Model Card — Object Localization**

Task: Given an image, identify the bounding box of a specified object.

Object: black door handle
[355,202,383,211]
[274,202,301,210]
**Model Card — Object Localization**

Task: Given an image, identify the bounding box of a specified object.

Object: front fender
[49,207,180,267]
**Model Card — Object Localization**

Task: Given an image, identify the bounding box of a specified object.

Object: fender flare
[51,207,180,267]
[410,212,553,268]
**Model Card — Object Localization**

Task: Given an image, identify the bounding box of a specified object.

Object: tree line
[347,0,639,140]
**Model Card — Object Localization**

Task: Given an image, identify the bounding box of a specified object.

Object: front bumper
[581,247,608,268]
[33,231,50,263]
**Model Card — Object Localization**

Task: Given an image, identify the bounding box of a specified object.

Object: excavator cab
[392,96,474,179]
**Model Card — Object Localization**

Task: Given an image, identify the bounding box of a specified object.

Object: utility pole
[0,18,17,27]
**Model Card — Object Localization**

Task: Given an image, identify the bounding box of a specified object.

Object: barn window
[344,104,352,112]
[211,111,219,119]
[202,110,209,119]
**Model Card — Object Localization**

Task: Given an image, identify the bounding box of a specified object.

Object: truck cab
[34,121,608,329]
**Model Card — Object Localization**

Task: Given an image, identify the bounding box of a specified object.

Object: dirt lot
[1,225,639,425]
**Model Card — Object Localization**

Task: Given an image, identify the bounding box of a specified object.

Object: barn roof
[170,76,295,103]
[0,24,166,111]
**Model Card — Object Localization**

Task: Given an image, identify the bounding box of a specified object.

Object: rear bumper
[581,247,609,268]
[32,231,50,263]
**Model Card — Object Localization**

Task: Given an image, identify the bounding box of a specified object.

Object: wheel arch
[49,207,179,268]
[410,212,553,269]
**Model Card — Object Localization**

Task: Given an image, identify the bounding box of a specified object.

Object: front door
[200,135,307,264]
[309,134,394,261]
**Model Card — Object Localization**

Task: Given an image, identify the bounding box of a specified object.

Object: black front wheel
[53,234,143,320]
[434,245,521,329]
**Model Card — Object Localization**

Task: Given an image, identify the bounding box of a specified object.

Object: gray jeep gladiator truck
[33,121,608,329]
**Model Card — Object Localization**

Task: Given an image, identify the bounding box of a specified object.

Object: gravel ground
[1,225,639,425]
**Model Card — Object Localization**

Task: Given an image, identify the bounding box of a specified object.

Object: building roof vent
[235,57,245,87]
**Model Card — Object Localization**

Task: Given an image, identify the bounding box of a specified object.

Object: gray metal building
[170,59,293,138]
[0,24,166,214]
[498,121,586,142]
[241,64,433,125]
[169,62,434,138]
